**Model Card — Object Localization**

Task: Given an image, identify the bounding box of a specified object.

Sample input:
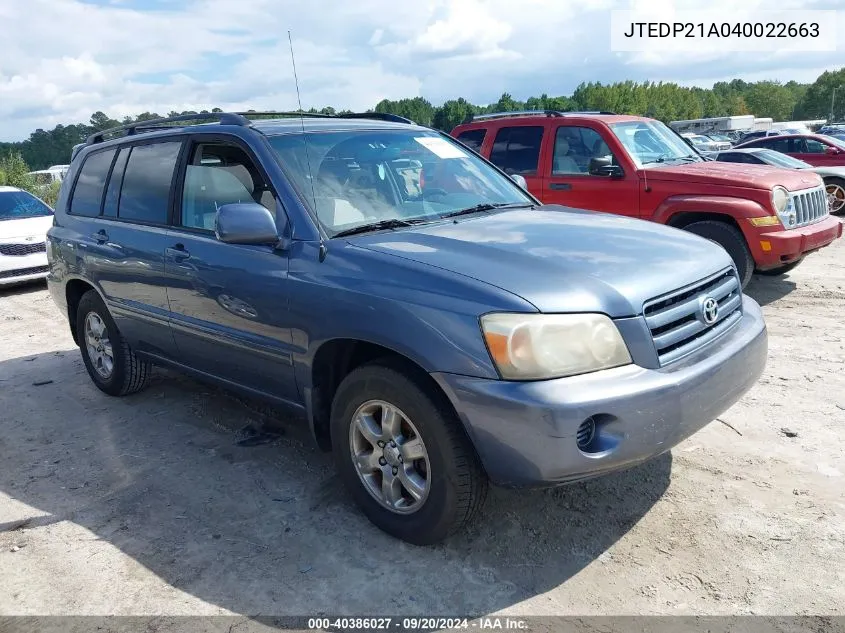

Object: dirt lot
[1,230,844,619]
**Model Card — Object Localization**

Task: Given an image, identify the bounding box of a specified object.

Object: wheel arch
[307,338,462,454]
[65,278,101,345]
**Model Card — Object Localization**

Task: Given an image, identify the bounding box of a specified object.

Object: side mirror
[589,157,624,178]
[825,146,840,155]
[510,174,528,189]
[215,203,280,246]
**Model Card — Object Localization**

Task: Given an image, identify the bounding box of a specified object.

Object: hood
[809,165,845,179]
[0,215,53,242]
[352,207,734,317]
[645,161,823,191]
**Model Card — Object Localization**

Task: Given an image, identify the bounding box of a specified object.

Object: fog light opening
[576,417,597,452]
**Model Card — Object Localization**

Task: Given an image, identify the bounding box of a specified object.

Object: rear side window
[69,149,116,217]
[489,126,544,175]
[455,129,487,152]
[118,142,181,224]
[760,137,791,153]
[102,148,130,218]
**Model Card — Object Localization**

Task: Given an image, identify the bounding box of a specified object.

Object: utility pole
[831,85,844,123]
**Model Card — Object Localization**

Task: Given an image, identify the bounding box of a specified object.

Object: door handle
[549,183,572,191]
[91,230,109,243]
[166,244,191,261]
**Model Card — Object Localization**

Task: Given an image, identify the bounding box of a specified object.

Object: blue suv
[47,112,768,544]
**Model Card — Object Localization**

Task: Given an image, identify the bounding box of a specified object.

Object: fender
[651,194,771,226]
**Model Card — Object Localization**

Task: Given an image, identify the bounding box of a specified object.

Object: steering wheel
[422,188,450,200]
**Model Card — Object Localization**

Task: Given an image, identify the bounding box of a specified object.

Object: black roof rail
[82,109,418,149]
[336,112,415,124]
[86,112,250,145]
[464,109,617,123]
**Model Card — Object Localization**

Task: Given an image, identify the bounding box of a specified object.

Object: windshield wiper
[440,202,534,219]
[333,218,426,238]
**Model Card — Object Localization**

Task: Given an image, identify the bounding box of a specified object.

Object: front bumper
[752,215,843,269]
[433,296,767,487]
[0,252,49,286]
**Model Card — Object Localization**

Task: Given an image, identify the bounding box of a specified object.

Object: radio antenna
[288,30,322,255]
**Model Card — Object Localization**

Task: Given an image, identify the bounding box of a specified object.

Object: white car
[0,186,54,287]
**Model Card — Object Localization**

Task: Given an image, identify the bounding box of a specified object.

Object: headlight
[771,186,796,227]
[480,313,632,380]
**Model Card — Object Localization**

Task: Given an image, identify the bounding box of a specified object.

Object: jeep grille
[790,185,828,228]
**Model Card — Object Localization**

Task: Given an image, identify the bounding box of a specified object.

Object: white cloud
[0,0,843,140]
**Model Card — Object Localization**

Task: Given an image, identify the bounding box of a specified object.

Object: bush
[0,151,37,194]
[41,180,62,208]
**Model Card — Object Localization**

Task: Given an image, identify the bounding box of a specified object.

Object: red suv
[451,111,843,286]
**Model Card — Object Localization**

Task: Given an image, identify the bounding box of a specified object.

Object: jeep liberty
[452,111,843,287]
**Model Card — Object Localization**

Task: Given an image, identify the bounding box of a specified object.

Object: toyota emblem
[699,296,719,325]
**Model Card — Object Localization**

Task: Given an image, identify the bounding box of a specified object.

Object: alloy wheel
[348,399,431,514]
[84,312,114,379]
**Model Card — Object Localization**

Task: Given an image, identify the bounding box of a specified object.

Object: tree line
[3,67,843,171]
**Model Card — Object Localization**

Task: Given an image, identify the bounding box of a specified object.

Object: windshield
[0,190,53,221]
[268,130,532,237]
[610,120,701,167]
[756,150,812,169]
[822,135,845,150]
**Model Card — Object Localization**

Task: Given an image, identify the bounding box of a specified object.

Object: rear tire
[76,290,150,396]
[757,259,802,276]
[330,360,488,545]
[683,220,754,289]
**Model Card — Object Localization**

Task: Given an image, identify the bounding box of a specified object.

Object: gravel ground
[0,230,843,618]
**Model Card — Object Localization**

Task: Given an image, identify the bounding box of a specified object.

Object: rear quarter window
[489,126,544,175]
[69,149,117,217]
[455,129,487,153]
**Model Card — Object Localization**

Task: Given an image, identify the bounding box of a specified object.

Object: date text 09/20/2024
[307,617,527,630]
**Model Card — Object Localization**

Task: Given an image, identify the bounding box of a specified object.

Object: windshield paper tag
[415,136,467,159]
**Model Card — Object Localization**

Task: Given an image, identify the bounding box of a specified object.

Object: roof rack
[465,109,618,123]
[83,110,416,148]
[86,112,250,144]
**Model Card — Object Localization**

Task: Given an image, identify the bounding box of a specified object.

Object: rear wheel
[76,290,150,396]
[824,177,845,214]
[683,220,754,289]
[330,360,487,545]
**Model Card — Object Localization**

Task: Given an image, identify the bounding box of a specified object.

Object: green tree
[743,81,796,121]
[794,67,845,120]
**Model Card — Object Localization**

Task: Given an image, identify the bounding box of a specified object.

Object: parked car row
[2,108,840,546]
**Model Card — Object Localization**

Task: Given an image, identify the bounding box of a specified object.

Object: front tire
[76,290,150,396]
[683,220,754,289]
[331,360,488,545]
[824,177,845,214]
[757,259,802,276]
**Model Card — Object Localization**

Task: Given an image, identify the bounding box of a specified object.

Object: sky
[1,0,843,141]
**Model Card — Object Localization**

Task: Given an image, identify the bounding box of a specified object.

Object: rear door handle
[549,183,572,191]
[166,244,191,262]
[91,230,109,244]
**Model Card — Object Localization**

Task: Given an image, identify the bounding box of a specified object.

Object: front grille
[0,242,46,256]
[0,265,49,280]
[644,268,743,366]
[791,186,828,227]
